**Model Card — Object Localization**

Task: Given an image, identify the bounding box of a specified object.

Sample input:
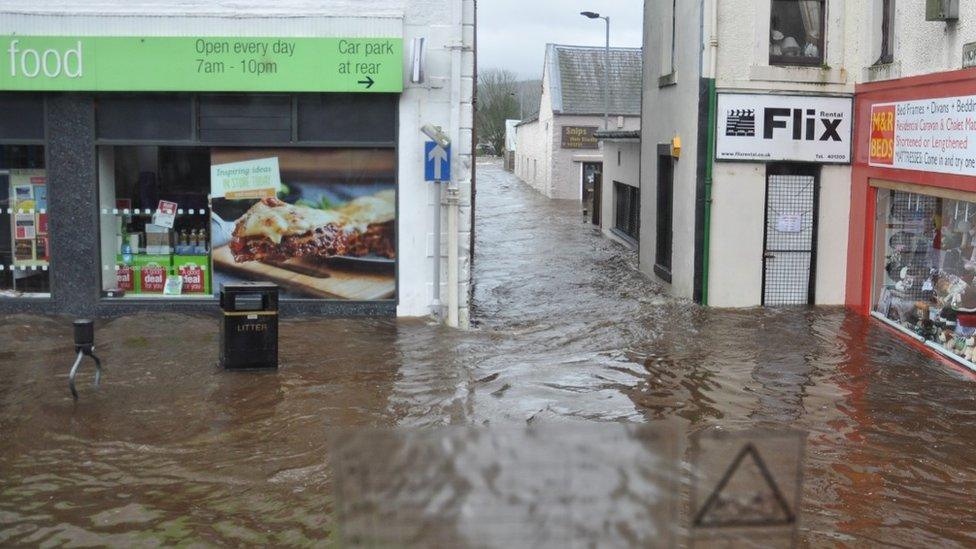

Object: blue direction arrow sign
[425,141,451,182]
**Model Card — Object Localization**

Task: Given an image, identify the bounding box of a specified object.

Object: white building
[595,130,640,249]
[503,118,519,171]
[639,0,856,307]
[515,44,641,205]
[0,0,474,327]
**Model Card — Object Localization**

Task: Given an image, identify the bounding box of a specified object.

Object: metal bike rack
[68,319,103,401]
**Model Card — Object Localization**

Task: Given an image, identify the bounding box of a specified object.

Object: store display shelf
[870,311,925,342]
[871,311,976,375]
[924,340,976,374]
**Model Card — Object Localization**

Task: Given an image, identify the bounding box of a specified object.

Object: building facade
[640,0,856,307]
[0,0,475,327]
[595,131,640,249]
[846,1,976,371]
[514,44,641,204]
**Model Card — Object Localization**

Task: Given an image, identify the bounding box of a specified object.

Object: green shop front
[0,35,403,316]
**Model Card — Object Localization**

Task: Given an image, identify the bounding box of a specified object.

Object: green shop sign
[0,36,403,92]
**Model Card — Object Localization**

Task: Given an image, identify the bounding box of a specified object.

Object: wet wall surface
[2,161,975,546]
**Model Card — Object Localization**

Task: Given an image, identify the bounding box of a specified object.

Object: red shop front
[847,68,976,372]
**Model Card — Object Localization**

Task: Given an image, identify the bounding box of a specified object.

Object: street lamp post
[510,91,523,120]
[581,11,610,130]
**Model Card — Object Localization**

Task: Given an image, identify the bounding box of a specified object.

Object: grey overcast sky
[478,0,645,80]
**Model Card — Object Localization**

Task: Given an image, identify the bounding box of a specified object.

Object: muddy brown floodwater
[2,160,976,546]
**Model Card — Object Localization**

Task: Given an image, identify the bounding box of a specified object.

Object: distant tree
[476,69,520,157]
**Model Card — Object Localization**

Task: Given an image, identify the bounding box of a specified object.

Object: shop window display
[98,146,213,299]
[873,189,976,365]
[1,145,49,297]
[769,0,825,66]
[99,146,396,301]
[210,148,396,301]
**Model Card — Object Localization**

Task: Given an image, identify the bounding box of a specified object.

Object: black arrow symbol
[358,76,375,89]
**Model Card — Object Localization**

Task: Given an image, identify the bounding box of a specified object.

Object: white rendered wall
[717,0,854,93]
[639,0,703,300]
[599,139,641,247]
[857,1,976,82]
[514,119,545,193]
[707,0,853,306]
[399,0,474,324]
[3,0,474,324]
[706,163,851,307]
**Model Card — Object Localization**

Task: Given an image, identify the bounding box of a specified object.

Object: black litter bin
[219,282,279,370]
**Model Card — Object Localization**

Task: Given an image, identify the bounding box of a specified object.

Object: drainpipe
[444,0,473,328]
[701,0,719,306]
[447,186,460,327]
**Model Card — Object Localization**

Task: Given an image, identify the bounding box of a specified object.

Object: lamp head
[421,124,451,149]
[580,11,600,19]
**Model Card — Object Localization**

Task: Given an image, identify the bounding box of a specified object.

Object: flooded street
[2,160,976,546]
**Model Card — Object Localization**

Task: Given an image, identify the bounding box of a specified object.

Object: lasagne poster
[210,148,396,301]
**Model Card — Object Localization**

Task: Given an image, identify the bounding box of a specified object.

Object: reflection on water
[1,161,975,546]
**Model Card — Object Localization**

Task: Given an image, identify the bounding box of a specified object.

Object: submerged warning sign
[693,443,795,528]
[691,431,804,547]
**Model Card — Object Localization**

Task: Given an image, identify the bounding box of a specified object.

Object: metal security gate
[762,165,819,306]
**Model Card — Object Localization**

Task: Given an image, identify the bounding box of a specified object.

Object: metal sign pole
[432,182,442,317]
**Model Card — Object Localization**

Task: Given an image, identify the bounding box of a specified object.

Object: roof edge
[546,44,564,114]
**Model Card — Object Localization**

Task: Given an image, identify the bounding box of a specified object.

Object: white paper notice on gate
[775,214,803,233]
[869,95,976,176]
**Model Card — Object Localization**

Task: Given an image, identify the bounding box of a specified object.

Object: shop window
[660,0,677,77]
[0,94,44,140]
[198,95,292,143]
[297,94,397,144]
[96,95,193,141]
[98,145,396,301]
[770,0,825,67]
[872,188,976,367]
[1,145,49,298]
[876,0,895,65]
[613,181,640,242]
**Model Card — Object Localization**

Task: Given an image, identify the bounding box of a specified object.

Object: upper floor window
[769,0,825,67]
[877,0,895,65]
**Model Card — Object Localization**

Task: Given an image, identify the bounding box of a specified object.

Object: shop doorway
[762,164,820,305]
[581,162,602,225]
[654,147,674,283]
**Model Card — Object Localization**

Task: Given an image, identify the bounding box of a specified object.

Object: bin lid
[220,281,279,291]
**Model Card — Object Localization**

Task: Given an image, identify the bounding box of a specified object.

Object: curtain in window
[797,0,823,43]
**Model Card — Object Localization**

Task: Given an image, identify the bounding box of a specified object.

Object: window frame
[876,0,895,65]
[655,145,674,283]
[613,180,640,243]
[0,93,50,299]
[768,0,827,68]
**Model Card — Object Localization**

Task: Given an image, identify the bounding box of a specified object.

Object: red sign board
[116,266,135,291]
[140,265,166,293]
[179,264,205,293]
[870,105,895,165]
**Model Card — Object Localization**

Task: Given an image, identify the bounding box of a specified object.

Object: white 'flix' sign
[716,94,853,164]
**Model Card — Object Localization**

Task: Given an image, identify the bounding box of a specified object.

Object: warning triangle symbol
[693,443,796,528]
